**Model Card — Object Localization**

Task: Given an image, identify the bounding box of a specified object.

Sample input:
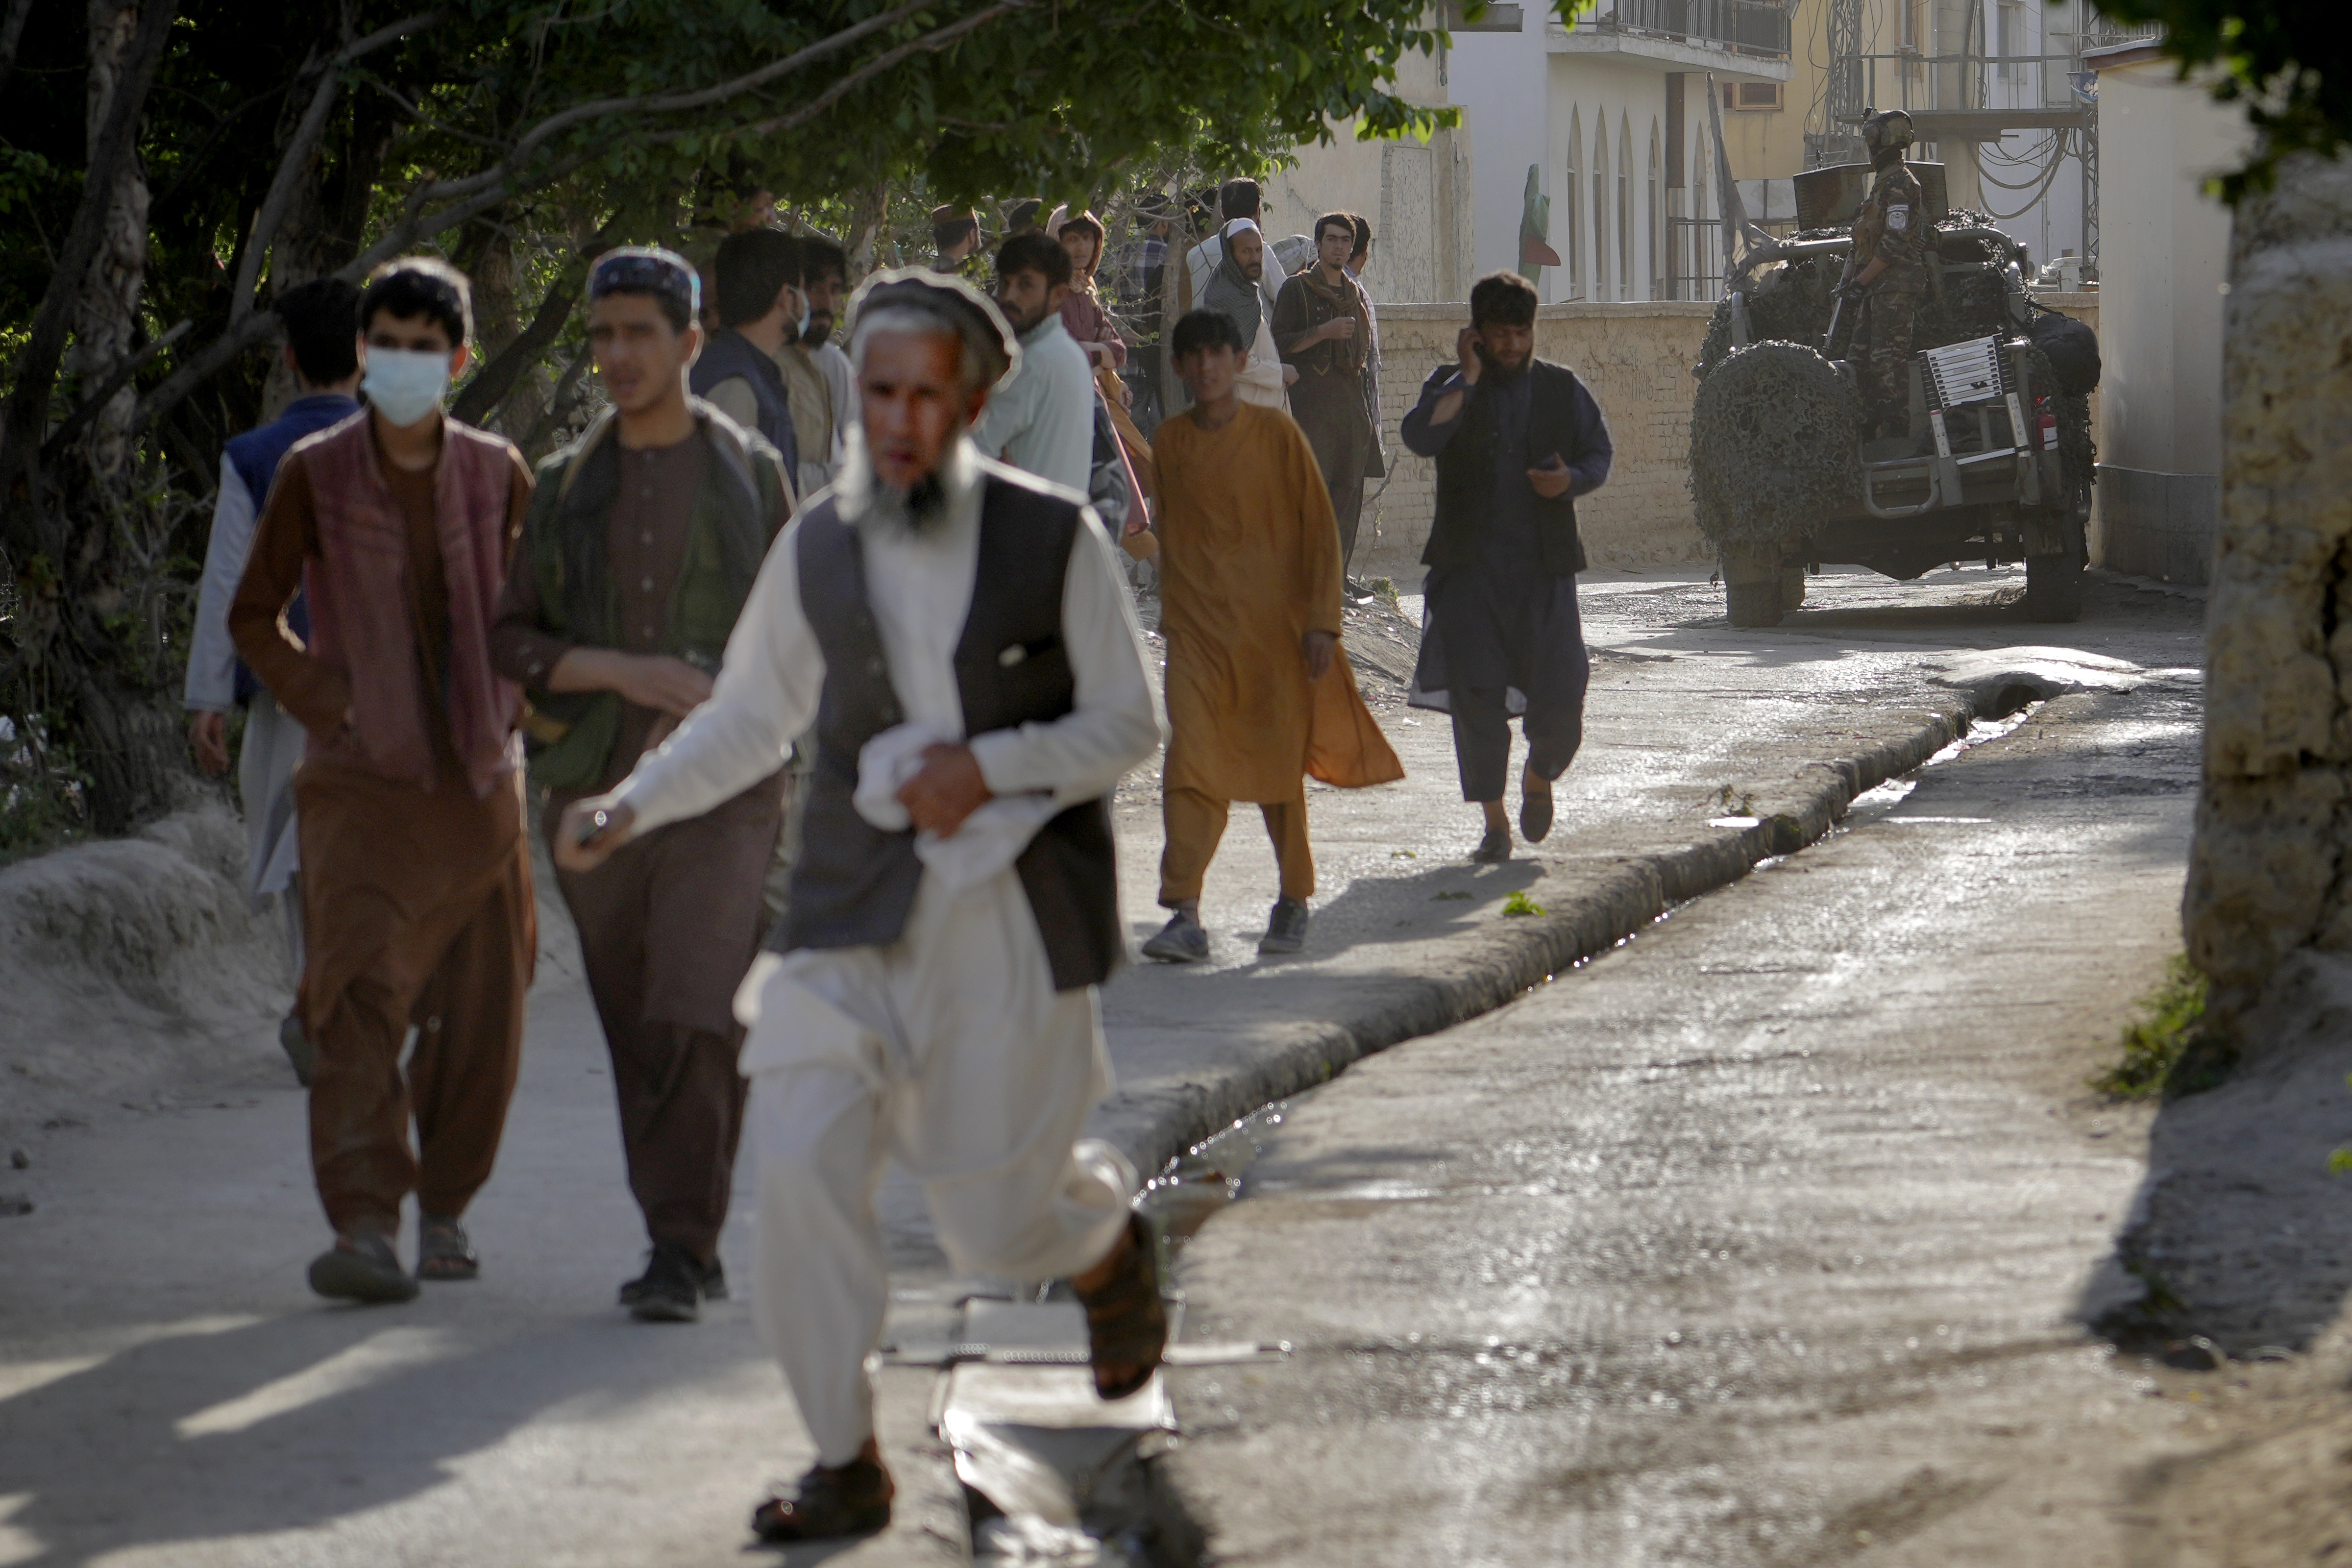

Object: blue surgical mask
[789,288,811,346]
[361,347,452,427]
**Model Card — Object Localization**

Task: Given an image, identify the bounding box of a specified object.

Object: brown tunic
[228,419,538,1238]
[1152,403,1401,802]
[487,432,784,1260]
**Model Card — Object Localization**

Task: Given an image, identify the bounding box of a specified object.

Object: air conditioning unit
[1723,81,1784,112]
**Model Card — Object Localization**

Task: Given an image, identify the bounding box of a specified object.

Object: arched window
[1592,121,1609,303]
[1564,114,1582,301]
[1617,113,1633,301]
[1648,122,1662,301]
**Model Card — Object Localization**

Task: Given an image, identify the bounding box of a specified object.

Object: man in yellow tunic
[1143,309,1403,962]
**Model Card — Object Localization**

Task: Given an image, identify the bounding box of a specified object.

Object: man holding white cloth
[555,269,1165,1545]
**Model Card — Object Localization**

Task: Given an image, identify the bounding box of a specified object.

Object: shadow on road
[2082,952,2352,1359]
[0,1301,769,1566]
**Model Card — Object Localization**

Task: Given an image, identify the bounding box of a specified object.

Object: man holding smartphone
[1401,270,1613,864]
[489,247,794,1322]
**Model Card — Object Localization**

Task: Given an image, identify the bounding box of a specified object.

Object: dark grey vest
[1423,359,1589,578]
[785,476,1124,991]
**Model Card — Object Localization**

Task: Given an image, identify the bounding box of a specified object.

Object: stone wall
[1355,301,1719,578]
[2183,154,2352,1011]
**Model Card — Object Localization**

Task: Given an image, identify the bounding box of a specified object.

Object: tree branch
[518,342,594,454]
[451,273,579,426]
[136,0,1022,435]
[0,0,36,102]
[132,146,592,432]
[724,1,1033,142]
[228,9,446,324]
[395,0,934,221]
[42,320,190,461]
[0,0,180,509]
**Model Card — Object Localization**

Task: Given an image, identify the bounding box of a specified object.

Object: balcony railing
[1584,0,1792,61]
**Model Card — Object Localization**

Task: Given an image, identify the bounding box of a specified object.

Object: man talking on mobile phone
[1400,270,1613,865]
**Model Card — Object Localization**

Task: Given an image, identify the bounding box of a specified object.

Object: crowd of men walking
[179,177,1612,1544]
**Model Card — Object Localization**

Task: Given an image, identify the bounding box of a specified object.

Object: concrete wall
[1265,44,1475,308]
[1356,300,1718,579]
[1267,127,1476,308]
[2087,49,2248,584]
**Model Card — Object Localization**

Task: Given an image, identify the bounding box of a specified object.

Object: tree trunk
[66,0,153,494]
[846,183,890,282]
[2181,152,2352,1021]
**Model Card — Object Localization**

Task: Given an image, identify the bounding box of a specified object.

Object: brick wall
[1356,301,1720,578]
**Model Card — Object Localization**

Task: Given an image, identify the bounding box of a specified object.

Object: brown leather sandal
[1071,1212,1167,1401]
[750,1441,894,1543]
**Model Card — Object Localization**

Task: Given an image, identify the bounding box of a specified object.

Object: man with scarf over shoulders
[1274,212,1378,570]
[1401,270,1613,866]
[490,247,793,1323]
[230,256,537,1304]
[554,270,1165,1545]
[1200,218,1292,413]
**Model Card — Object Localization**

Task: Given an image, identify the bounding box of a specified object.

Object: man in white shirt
[183,275,364,1083]
[554,270,1165,1546]
[970,231,1096,494]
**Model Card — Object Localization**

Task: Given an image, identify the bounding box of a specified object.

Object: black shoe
[308,1231,418,1304]
[1141,909,1210,963]
[1470,827,1512,864]
[1519,777,1554,844]
[619,1250,727,1305]
[278,1012,314,1088]
[622,1242,703,1323]
[1258,898,1310,955]
[751,1446,895,1543]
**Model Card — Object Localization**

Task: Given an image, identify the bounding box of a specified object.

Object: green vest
[518,402,790,793]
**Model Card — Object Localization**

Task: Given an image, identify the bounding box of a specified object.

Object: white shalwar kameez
[610,442,1161,1465]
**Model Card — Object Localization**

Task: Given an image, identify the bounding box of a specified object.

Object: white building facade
[1446,0,1795,304]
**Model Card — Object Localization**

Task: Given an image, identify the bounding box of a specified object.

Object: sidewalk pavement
[0,565,2202,1567]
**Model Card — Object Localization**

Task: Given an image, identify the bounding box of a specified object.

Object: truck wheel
[1726,575,1784,628]
[2024,551,2083,622]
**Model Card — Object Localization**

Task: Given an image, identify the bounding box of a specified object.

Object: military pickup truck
[1686,161,2101,627]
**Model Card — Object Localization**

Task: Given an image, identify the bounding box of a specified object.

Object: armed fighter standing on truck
[1841,109,1932,439]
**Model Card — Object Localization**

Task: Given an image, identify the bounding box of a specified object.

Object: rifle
[1822,245,1859,358]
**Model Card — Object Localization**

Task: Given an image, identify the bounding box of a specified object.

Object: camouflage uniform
[1850,159,1932,433]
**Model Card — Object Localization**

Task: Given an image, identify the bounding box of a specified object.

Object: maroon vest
[296,412,522,796]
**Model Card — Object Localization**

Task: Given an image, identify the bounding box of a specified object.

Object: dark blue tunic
[1400,363,1611,710]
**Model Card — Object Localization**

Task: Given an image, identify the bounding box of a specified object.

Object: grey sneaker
[1258,899,1310,955]
[1142,910,1210,964]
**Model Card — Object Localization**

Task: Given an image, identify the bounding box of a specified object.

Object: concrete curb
[1100,693,1985,1185]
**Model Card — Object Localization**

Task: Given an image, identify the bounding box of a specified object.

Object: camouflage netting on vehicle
[2018,342,2100,525]
[1687,340,1864,548]
[1696,211,2031,380]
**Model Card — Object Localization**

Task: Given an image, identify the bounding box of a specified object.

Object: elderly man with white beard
[554,269,1165,1545]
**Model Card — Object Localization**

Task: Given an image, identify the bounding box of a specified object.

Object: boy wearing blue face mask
[230,255,539,1306]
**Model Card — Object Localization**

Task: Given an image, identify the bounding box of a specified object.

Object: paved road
[1163,574,2212,1566]
[0,566,2203,1566]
